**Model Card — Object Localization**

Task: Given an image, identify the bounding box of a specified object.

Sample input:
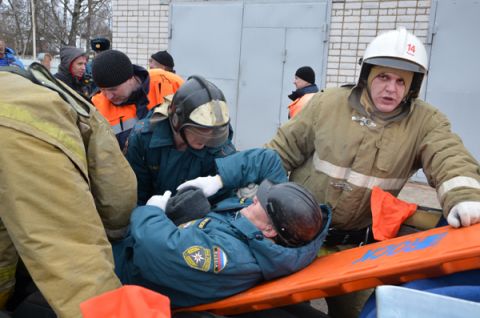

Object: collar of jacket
[211,197,252,213]
[146,119,209,158]
[288,84,319,101]
[348,83,414,124]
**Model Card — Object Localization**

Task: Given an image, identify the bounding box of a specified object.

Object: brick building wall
[112,0,431,87]
[112,0,170,67]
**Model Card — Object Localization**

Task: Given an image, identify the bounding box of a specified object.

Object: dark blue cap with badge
[90,37,111,52]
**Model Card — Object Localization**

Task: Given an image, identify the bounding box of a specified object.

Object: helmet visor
[184,124,229,148]
[365,57,426,74]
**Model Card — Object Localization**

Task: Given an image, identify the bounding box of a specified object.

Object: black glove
[166,186,211,225]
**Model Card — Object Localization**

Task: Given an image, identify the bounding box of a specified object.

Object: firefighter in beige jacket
[0,64,137,317]
[266,27,480,317]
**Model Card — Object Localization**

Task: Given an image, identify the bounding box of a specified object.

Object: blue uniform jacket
[125,118,236,205]
[114,149,331,307]
[0,47,25,68]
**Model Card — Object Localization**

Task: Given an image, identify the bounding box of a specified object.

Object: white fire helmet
[359,27,429,99]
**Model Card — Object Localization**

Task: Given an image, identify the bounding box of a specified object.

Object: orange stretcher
[180,223,480,315]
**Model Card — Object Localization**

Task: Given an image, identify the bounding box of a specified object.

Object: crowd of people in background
[0,37,178,102]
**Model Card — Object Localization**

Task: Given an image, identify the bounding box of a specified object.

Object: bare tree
[0,0,112,56]
[0,0,30,54]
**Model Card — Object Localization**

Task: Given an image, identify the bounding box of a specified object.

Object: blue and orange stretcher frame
[179,223,480,315]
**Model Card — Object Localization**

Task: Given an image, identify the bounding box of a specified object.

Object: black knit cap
[92,50,133,88]
[151,51,174,68]
[295,66,315,84]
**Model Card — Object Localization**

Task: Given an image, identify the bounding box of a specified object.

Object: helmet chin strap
[169,113,191,150]
[171,128,189,151]
[180,128,195,149]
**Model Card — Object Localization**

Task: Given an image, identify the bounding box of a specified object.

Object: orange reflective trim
[111,117,138,135]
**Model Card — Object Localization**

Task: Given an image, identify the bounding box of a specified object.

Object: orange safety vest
[288,93,315,119]
[92,69,184,135]
[80,285,171,318]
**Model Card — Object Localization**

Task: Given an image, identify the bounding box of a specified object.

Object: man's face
[183,126,214,150]
[148,58,166,70]
[42,55,52,70]
[0,41,5,59]
[370,72,407,113]
[100,77,136,105]
[242,197,274,234]
[294,76,310,90]
[70,56,87,78]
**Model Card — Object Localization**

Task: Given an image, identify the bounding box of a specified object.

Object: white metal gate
[170,0,329,149]
[425,0,480,161]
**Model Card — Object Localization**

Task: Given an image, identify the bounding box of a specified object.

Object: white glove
[177,175,223,197]
[146,191,172,211]
[447,201,480,228]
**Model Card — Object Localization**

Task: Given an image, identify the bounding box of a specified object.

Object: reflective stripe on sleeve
[313,153,406,190]
[0,103,86,165]
[437,176,480,199]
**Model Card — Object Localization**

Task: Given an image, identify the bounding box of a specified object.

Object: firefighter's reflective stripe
[0,103,86,165]
[0,265,16,289]
[438,176,480,199]
[313,153,406,190]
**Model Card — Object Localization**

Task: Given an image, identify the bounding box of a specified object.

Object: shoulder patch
[213,246,228,273]
[197,217,211,229]
[183,246,211,272]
